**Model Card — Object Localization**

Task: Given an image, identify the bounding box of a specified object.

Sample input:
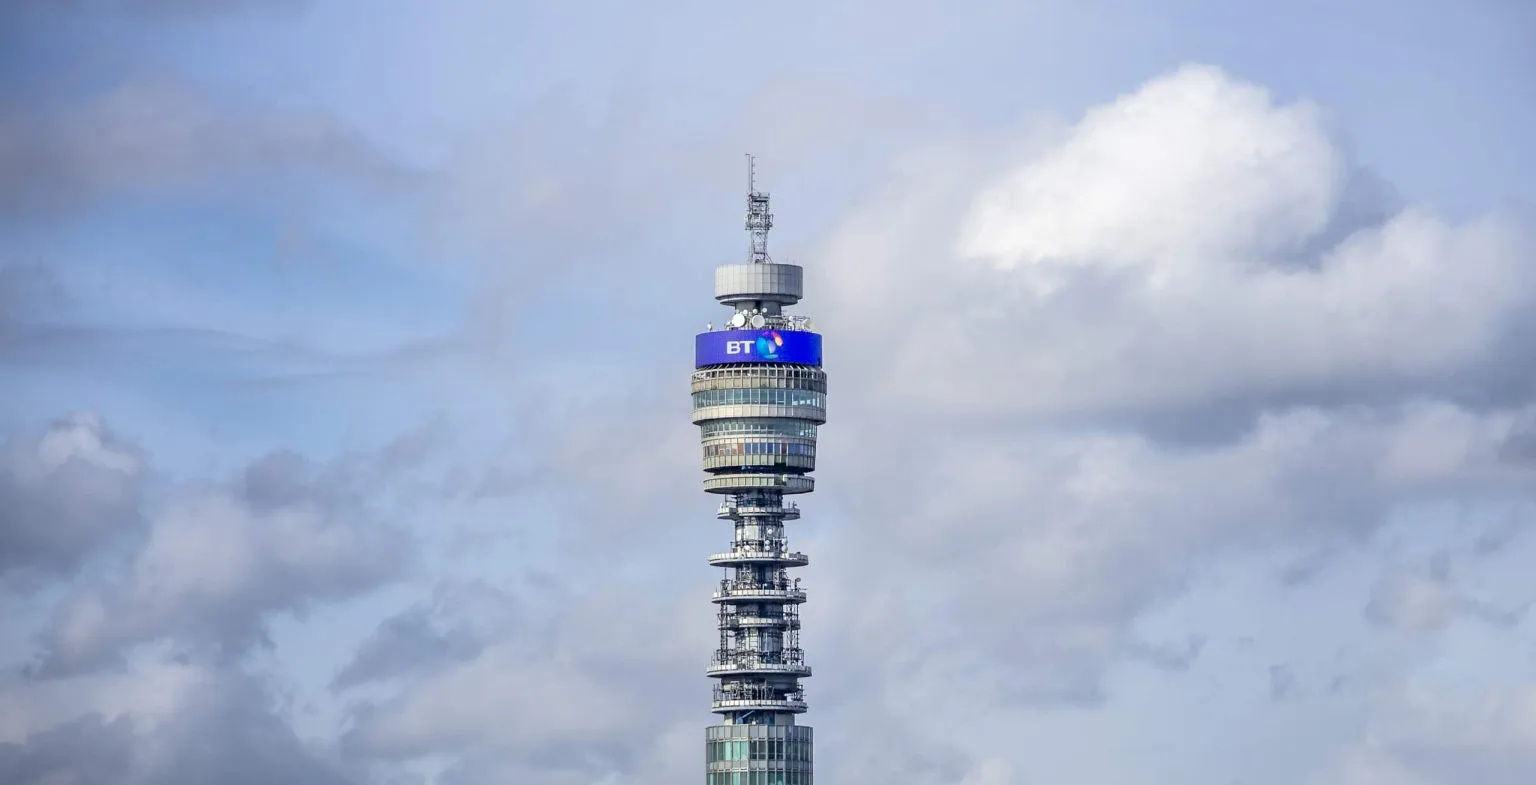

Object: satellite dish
[729,312,747,328]
[749,314,766,329]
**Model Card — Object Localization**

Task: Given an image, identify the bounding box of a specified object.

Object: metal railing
[713,684,806,704]
[717,501,801,517]
[718,611,800,629]
[710,648,808,669]
[707,546,808,563]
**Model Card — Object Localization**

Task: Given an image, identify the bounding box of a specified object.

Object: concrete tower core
[693,158,822,785]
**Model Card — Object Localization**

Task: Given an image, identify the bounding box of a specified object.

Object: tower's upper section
[714,155,804,313]
[696,156,822,370]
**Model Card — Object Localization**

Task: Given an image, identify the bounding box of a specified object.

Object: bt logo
[724,331,784,359]
[755,331,783,360]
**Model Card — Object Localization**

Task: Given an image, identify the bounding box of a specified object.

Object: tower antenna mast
[745,153,774,264]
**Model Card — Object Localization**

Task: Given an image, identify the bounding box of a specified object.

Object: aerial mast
[745,154,774,264]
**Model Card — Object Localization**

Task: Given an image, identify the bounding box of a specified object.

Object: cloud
[330,581,511,690]
[0,412,141,583]
[1366,560,1458,632]
[811,402,1532,714]
[0,78,410,218]
[961,64,1348,276]
[38,442,416,675]
[1320,684,1536,785]
[342,584,709,783]
[0,411,436,781]
[816,64,1535,425]
[0,661,361,785]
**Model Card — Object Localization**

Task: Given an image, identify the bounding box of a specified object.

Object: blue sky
[1,2,1534,784]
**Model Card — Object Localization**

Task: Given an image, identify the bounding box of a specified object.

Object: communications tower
[694,158,823,785]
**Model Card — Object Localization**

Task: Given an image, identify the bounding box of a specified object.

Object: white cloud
[960,64,1347,281]
[816,65,1535,419]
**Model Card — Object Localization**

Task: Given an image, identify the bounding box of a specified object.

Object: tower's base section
[705,724,813,785]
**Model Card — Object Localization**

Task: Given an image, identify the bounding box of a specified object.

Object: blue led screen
[695,330,822,367]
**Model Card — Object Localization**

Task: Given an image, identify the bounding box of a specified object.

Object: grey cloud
[1365,552,1531,633]
[332,581,512,690]
[1126,635,1208,673]
[332,606,481,690]
[1322,685,1536,785]
[0,670,362,785]
[1385,746,1536,785]
[1458,596,1532,628]
[813,402,1536,715]
[35,424,426,675]
[343,586,709,783]
[1268,664,1297,702]
[0,78,412,218]
[0,412,433,782]
[0,412,141,582]
[0,715,136,785]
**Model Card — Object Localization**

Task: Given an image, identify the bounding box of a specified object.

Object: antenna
[745,154,773,264]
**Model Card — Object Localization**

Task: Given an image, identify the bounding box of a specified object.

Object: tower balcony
[707,652,813,679]
[718,612,800,630]
[711,581,807,604]
[707,548,809,568]
[711,684,808,714]
[704,473,814,495]
[718,500,800,520]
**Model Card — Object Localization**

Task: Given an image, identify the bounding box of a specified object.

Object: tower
[695,158,822,785]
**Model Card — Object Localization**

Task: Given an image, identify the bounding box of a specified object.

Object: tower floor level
[696,161,820,785]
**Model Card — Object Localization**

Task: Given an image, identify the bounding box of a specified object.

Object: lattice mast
[693,158,823,784]
[746,154,774,264]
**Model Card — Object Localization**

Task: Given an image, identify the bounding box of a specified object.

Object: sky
[1,1,1534,783]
